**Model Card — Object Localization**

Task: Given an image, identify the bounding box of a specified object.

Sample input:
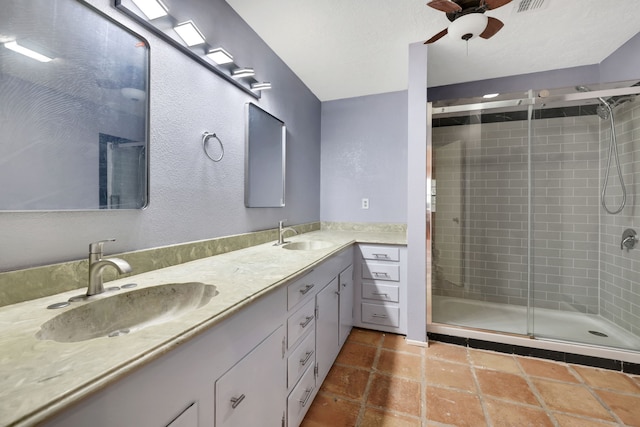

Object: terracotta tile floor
[301,328,640,427]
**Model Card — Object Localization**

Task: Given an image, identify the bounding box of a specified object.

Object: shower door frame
[427,84,640,346]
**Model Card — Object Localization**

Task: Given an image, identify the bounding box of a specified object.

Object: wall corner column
[406,42,429,343]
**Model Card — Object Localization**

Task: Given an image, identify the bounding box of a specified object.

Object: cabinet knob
[299,284,315,295]
[299,387,314,407]
[230,394,246,409]
[300,350,314,366]
[299,316,314,328]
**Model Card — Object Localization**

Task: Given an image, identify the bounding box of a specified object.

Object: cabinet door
[338,265,354,346]
[315,277,339,384]
[215,325,285,427]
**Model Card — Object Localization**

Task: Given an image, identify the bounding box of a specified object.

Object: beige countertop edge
[3,231,406,427]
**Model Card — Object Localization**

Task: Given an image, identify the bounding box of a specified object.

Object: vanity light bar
[4,41,52,63]
[206,47,234,65]
[251,82,272,90]
[174,20,206,46]
[131,0,168,20]
[232,67,255,78]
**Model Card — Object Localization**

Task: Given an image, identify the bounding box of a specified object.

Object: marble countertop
[0,230,406,427]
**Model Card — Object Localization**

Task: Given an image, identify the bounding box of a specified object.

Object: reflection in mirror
[245,103,286,208]
[0,0,149,210]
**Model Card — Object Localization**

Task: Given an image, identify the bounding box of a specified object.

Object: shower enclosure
[428,82,640,354]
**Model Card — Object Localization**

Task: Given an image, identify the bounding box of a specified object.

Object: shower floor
[432,296,640,351]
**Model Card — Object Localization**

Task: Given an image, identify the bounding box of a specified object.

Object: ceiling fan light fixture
[447,13,489,42]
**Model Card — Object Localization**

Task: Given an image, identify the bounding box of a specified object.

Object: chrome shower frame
[426,83,640,361]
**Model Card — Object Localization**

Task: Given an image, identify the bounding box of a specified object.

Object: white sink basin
[36,282,218,343]
[282,241,333,251]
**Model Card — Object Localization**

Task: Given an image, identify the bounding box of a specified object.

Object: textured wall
[0,0,321,271]
[320,91,408,223]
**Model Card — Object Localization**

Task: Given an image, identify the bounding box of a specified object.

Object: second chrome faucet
[275,220,298,246]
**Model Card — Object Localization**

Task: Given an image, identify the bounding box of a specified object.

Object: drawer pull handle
[299,284,315,295]
[300,316,314,328]
[230,394,246,409]
[299,387,315,407]
[300,350,314,366]
[373,272,390,278]
[372,314,388,319]
[373,253,390,259]
[372,292,389,298]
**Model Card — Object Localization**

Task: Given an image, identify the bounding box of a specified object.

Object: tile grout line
[513,355,561,427]
[467,350,496,427]
[353,332,384,426]
[567,364,627,425]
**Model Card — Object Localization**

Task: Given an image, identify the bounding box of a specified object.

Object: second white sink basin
[282,241,333,251]
[36,282,218,343]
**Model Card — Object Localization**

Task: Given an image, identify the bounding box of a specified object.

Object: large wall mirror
[0,0,149,210]
[245,103,286,208]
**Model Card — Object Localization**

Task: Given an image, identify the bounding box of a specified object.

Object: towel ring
[202,132,224,162]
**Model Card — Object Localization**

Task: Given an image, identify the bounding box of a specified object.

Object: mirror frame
[0,0,150,211]
[244,103,286,208]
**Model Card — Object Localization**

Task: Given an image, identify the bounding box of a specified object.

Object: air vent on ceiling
[513,0,549,14]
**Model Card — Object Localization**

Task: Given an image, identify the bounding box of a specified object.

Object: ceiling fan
[424,0,513,44]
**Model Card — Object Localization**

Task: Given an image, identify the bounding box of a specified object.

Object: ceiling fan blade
[424,28,449,44]
[426,0,462,13]
[481,0,513,10]
[480,16,504,39]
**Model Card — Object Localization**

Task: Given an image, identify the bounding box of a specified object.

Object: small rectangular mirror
[0,0,149,210]
[245,103,286,208]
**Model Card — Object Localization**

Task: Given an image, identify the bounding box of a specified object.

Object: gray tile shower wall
[432,112,606,314]
[599,100,640,336]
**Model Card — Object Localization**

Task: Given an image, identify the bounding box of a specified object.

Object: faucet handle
[89,239,116,255]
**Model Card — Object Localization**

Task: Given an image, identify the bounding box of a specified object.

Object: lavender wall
[320,91,408,223]
[0,0,321,271]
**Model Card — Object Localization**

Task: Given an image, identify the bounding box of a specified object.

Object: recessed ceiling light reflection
[174,20,206,46]
[131,0,168,20]
[4,41,52,62]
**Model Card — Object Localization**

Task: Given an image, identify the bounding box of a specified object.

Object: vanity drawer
[287,299,315,349]
[287,329,315,389]
[362,281,399,303]
[287,268,325,311]
[361,303,400,328]
[360,245,400,262]
[361,262,400,282]
[287,364,316,427]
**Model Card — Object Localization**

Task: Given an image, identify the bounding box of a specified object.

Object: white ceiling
[225,0,640,101]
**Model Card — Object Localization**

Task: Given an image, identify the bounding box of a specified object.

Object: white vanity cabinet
[284,247,353,427]
[215,326,286,427]
[354,244,407,334]
[315,276,340,384]
[41,246,355,427]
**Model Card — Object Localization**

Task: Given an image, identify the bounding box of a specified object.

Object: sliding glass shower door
[431,96,534,336]
[429,84,640,352]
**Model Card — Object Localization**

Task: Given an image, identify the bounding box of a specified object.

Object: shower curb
[428,333,640,375]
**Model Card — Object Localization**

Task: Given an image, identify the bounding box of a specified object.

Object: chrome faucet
[87,239,132,296]
[275,220,298,246]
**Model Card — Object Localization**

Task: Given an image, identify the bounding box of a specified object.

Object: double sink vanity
[0,228,407,427]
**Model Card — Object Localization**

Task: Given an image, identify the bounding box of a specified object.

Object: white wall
[320,91,408,223]
[0,0,321,271]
